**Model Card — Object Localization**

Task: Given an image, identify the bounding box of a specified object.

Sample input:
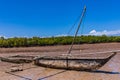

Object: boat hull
[35,59,104,70]
[34,53,116,71]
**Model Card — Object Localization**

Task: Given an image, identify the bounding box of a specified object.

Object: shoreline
[0,42,120,80]
[0,42,120,53]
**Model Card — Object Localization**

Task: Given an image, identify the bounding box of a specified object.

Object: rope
[80,10,86,35]
[67,15,81,35]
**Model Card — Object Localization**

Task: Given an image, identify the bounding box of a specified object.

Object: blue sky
[0,0,120,37]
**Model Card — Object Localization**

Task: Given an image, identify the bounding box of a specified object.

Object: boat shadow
[38,70,66,80]
[86,70,120,74]
[38,69,120,80]
[6,72,32,80]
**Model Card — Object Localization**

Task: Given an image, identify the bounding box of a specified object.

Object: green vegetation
[0,35,120,48]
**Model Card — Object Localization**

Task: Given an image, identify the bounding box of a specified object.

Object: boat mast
[66,5,86,69]
[67,5,86,55]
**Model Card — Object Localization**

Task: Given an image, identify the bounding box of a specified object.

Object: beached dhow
[33,6,117,71]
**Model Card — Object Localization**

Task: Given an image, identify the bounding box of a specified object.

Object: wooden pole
[66,5,86,68]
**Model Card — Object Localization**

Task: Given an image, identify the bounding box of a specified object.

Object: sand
[0,43,120,80]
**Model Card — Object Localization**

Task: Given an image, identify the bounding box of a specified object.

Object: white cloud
[88,30,120,36]
[89,30,97,34]
[0,35,7,38]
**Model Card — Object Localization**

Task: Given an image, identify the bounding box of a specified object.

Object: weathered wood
[34,52,116,71]
[0,55,34,64]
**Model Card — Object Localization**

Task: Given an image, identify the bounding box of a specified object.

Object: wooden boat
[34,52,116,71]
[34,6,117,71]
[0,55,34,64]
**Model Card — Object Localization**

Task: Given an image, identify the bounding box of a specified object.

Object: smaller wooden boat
[0,55,34,64]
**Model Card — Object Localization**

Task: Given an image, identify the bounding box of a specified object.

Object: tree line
[0,35,120,48]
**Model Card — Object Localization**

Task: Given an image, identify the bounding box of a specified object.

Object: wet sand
[0,43,120,80]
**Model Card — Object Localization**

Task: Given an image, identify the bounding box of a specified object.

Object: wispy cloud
[88,30,120,36]
[55,34,68,37]
[40,34,68,38]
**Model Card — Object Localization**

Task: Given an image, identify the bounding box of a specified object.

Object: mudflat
[0,43,120,80]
